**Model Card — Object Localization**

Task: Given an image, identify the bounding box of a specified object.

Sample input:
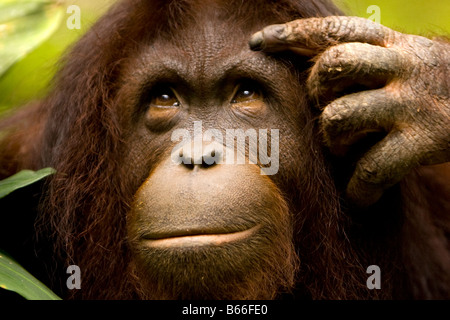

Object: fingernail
[249,31,264,51]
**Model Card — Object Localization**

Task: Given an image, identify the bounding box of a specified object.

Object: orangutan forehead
[130,46,289,97]
[126,18,290,92]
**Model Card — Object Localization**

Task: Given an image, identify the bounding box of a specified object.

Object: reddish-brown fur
[0,0,449,299]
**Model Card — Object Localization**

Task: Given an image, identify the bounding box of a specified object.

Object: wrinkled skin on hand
[249,16,450,208]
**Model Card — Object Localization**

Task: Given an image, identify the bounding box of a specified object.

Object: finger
[346,129,421,207]
[320,88,404,155]
[249,16,399,55]
[307,43,403,100]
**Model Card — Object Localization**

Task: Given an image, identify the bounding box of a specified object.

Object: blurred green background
[0,0,449,114]
[0,0,114,115]
[335,0,450,35]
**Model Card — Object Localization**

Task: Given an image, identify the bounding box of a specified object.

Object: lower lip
[142,225,260,248]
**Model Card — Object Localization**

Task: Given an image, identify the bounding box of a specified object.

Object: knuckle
[321,101,343,122]
[317,43,360,71]
[319,100,351,133]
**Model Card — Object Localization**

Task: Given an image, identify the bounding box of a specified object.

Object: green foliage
[0,167,55,199]
[0,168,59,300]
[0,0,115,115]
[0,0,64,78]
[0,250,61,300]
[0,0,113,301]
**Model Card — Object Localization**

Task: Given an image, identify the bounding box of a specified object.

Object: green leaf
[0,0,64,77]
[0,167,55,199]
[0,169,58,299]
[0,250,61,300]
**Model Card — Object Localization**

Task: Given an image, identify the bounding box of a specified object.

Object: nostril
[201,157,216,169]
[177,143,222,170]
[179,150,195,170]
[184,162,195,170]
[202,148,222,169]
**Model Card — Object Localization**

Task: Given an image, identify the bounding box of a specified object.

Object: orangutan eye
[150,88,180,107]
[231,83,262,104]
[145,86,182,131]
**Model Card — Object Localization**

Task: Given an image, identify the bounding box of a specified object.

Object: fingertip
[249,31,264,51]
[249,24,286,51]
